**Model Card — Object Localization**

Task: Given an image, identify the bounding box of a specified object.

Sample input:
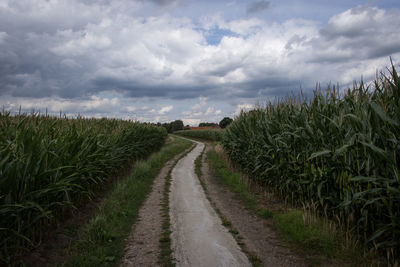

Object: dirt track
[120,139,307,266]
[22,138,307,266]
[169,141,250,266]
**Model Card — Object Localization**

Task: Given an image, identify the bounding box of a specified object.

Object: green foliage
[219,117,233,129]
[274,210,340,257]
[222,62,400,261]
[174,129,224,141]
[199,122,218,127]
[162,120,184,133]
[0,113,167,263]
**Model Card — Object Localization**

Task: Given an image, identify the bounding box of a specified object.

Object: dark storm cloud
[234,77,302,98]
[0,29,92,98]
[0,2,103,35]
[246,1,270,15]
[367,42,400,59]
[91,76,215,100]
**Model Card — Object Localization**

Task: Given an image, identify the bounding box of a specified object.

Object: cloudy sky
[0,0,399,125]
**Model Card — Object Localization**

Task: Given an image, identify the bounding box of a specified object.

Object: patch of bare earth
[201,144,307,267]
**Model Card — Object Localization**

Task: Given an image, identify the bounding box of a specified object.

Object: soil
[200,143,307,267]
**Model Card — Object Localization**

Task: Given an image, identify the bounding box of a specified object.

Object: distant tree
[161,120,184,133]
[219,117,233,129]
[162,122,172,133]
[171,120,184,132]
[199,122,218,127]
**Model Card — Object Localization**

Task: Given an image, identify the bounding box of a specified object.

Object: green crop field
[222,64,400,261]
[174,129,224,141]
[0,113,167,262]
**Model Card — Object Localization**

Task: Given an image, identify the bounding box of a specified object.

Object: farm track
[121,139,310,266]
[169,141,250,266]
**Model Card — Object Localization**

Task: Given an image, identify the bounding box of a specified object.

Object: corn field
[174,129,224,141]
[0,113,167,262]
[223,63,400,261]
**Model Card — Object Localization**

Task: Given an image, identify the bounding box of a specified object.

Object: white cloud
[0,94,121,115]
[235,103,254,115]
[182,118,201,126]
[124,106,137,112]
[192,97,208,110]
[205,106,214,115]
[83,95,119,111]
[52,32,112,56]
[159,105,173,114]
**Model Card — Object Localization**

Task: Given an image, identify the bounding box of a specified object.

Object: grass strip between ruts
[64,135,192,266]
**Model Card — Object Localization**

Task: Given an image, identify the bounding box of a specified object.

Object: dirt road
[170,141,251,266]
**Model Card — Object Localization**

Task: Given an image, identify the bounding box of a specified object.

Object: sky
[0,0,399,126]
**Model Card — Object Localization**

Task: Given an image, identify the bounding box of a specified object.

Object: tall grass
[174,129,224,141]
[223,62,400,262]
[0,113,167,263]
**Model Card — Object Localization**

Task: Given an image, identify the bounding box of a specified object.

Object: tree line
[157,117,233,133]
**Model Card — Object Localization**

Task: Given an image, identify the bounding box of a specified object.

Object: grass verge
[63,135,192,266]
[207,145,366,266]
[207,148,273,220]
[195,144,262,266]
[273,210,348,265]
[158,142,196,266]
